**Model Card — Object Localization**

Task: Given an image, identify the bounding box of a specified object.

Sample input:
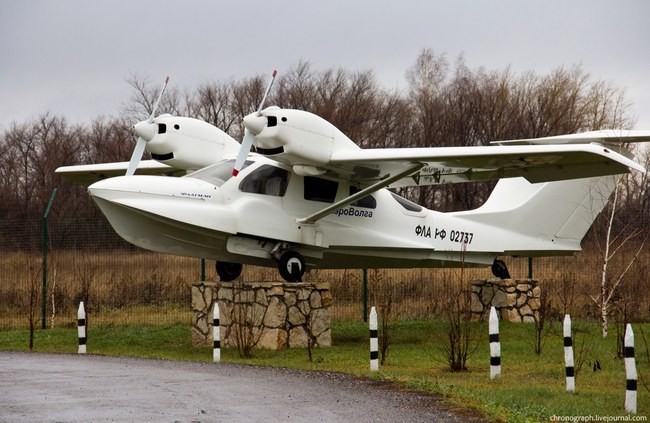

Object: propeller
[126,76,170,176]
[232,70,277,176]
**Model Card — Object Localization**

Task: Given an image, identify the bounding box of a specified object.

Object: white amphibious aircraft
[57,74,650,282]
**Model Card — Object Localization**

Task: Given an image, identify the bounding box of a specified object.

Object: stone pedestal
[192,281,331,349]
[470,279,541,323]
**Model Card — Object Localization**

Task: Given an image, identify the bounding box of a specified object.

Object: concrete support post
[77,302,86,354]
[563,315,575,393]
[489,306,501,379]
[369,306,378,372]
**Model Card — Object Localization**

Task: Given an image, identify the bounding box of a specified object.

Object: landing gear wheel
[278,251,305,282]
[216,261,243,282]
[491,259,511,279]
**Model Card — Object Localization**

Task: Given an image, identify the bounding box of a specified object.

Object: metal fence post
[362,269,368,322]
[41,188,57,329]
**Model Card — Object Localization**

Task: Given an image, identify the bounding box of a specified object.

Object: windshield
[186,159,252,187]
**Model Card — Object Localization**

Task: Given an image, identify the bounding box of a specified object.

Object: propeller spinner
[126,76,170,176]
[232,70,277,176]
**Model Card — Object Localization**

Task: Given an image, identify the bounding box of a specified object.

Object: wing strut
[297,163,425,224]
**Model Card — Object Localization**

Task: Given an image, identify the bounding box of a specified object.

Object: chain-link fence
[1,215,649,330]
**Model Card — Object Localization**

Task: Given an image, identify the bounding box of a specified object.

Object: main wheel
[216,261,243,282]
[278,251,305,282]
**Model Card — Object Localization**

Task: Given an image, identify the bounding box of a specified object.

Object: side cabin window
[239,165,290,196]
[350,186,376,209]
[304,176,339,203]
[390,192,423,212]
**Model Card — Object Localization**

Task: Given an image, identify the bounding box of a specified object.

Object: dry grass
[1,246,649,329]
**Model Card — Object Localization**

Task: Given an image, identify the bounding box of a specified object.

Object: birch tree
[592,177,647,338]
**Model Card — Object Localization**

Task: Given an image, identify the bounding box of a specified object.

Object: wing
[55,160,186,186]
[242,108,647,188]
[328,143,645,188]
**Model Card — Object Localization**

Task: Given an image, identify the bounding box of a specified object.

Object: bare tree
[274,60,317,110]
[19,252,41,350]
[441,273,476,372]
[533,283,552,355]
[229,282,263,358]
[73,251,98,335]
[367,269,394,365]
[439,246,478,372]
[572,323,595,378]
[229,74,269,140]
[186,80,238,133]
[121,73,182,122]
[591,177,647,338]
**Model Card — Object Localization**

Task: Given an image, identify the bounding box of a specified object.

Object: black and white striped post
[369,306,378,371]
[625,323,637,414]
[563,314,575,393]
[77,301,86,354]
[489,306,500,379]
[213,302,221,363]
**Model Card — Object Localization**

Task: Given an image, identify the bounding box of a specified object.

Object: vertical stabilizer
[456,176,615,251]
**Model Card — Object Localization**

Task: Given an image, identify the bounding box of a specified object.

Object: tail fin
[458,129,647,255]
[457,176,615,254]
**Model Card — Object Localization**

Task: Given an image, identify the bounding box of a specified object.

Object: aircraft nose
[133,120,156,141]
[243,112,267,135]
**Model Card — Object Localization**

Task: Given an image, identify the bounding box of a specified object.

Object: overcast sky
[2,0,649,133]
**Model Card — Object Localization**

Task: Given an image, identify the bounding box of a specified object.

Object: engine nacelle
[244,108,360,168]
[144,116,241,170]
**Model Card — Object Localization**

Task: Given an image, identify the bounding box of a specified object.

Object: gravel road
[0,351,485,422]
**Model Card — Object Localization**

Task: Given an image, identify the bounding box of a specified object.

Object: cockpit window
[187,159,252,187]
[304,176,339,203]
[239,164,290,196]
[390,192,423,212]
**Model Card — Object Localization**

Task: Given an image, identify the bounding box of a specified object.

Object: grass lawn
[1,319,648,422]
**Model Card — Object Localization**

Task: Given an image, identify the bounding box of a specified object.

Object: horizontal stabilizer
[490,129,650,146]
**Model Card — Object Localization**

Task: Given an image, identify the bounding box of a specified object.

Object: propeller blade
[232,70,278,177]
[232,129,254,176]
[125,76,169,176]
[148,76,170,123]
[256,69,277,114]
[126,137,147,176]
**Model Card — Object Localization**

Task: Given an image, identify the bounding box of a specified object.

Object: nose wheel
[278,251,305,282]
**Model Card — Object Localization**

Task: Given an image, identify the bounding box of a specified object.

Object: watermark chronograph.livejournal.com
[550,415,647,422]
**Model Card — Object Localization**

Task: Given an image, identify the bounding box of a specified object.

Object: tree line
[1,49,647,246]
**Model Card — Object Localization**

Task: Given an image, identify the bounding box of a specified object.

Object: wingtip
[632,163,647,173]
